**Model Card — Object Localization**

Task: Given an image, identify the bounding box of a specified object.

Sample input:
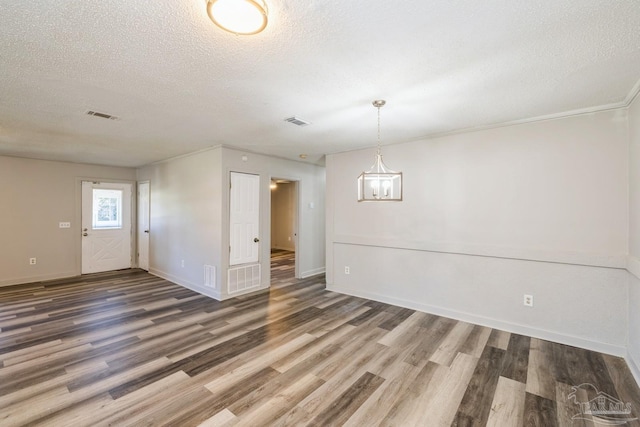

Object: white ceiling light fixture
[358,100,403,202]
[207,0,268,35]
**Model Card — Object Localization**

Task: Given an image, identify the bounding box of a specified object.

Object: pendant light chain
[373,99,386,156]
[376,104,381,156]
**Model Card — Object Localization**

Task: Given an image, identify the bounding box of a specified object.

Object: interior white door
[230,172,260,266]
[137,181,150,271]
[82,181,132,274]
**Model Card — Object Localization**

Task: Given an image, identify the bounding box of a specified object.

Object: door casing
[137,181,150,271]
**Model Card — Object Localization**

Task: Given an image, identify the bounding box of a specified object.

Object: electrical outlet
[59,222,71,228]
[344,266,350,275]
[29,258,37,265]
[181,260,185,268]
[524,294,533,307]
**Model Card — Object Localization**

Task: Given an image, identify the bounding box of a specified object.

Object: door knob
[144,230,149,233]
[82,233,88,237]
[254,238,260,243]
[83,228,88,232]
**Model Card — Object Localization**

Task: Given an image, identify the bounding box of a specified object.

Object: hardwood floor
[1,251,639,426]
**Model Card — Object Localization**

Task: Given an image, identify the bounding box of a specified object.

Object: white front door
[229,172,260,266]
[82,181,132,274]
[137,181,150,271]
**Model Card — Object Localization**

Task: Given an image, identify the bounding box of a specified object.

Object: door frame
[74,177,137,276]
[270,177,300,279]
[222,167,305,298]
[137,181,150,271]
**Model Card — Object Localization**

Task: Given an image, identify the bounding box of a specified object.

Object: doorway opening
[270,178,298,281]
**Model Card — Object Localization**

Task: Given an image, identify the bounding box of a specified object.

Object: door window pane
[93,189,123,229]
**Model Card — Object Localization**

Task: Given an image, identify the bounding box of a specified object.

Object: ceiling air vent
[86,110,120,120]
[284,116,311,126]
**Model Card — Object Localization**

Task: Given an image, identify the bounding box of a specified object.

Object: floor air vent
[204,265,216,289]
[228,264,261,294]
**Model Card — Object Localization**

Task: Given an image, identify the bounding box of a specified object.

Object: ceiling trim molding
[219,144,326,166]
[141,143,325,168]
[143,144,223,167]
[416,102,628,143]
[625,77,640,106]
[330,81,640,158]
[331,101,635,159]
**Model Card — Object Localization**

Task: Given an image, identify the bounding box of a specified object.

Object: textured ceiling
[1,1,639,167]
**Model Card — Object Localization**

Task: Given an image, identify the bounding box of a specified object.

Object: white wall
[137,148,224,298]
[221,147,326,291]
[327,109,629,355]
[0,156,136,286]
[137,146,325,300]
[628,94,640,382]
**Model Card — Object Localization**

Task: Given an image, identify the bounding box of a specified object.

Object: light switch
[309,202,315,209]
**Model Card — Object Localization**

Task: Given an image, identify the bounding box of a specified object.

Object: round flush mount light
[207,0,268,35]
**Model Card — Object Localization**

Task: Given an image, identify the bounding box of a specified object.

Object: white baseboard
[150,268,220,301]
[300,267,325,279]
[224,285,270,300]
[327,284,627,357]
[0,270,78,287]
[272,245,295,252]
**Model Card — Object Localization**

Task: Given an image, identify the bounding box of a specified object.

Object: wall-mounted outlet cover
[524,294,533,307]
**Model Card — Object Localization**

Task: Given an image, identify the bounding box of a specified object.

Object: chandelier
[357,100,403,201]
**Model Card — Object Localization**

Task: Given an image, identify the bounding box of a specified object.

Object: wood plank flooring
[1,250,639,426]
